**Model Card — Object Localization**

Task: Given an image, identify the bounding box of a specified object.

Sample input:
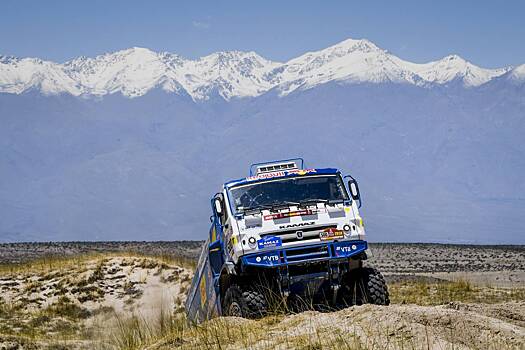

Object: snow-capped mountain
[507,63,525,82]
[0,38,516,100]
[1,37,524,244]
[402,54,510,87]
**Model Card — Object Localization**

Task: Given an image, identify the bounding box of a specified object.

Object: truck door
[209,193,226,276]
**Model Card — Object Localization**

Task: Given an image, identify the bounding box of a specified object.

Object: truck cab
[186,159,389,323]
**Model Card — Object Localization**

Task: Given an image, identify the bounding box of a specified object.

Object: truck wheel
[223,284,268,318]
[339,267,390,306]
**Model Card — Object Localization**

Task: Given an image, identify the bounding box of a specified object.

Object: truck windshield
[229,175,349,214]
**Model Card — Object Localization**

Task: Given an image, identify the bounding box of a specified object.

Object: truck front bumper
[241,240,367,268]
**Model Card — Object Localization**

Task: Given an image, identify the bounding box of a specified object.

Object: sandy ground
[0,243,523,349]
[148,302,525,350]
[0,257,192,315]
[0,256,193,349]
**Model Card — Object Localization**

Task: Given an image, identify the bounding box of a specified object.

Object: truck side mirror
[345,175,362,208]
[214,198,223,215]
[348,180,360,200]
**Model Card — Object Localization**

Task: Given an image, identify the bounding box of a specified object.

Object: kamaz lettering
[257,236,282,249]
[279,222,315,229]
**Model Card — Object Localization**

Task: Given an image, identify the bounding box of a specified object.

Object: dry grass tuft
[0,251,196,277]
[389,279,525,305]
[45,296,92,320]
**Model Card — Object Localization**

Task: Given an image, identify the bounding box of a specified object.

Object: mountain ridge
[1,37,520,100]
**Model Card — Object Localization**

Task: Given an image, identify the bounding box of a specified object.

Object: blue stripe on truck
[241,240,367,267]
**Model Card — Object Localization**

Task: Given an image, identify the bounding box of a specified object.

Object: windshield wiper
[239,204,273,215]
[271,201,300,210]
[300,198,328,206]
[300,198,346,205]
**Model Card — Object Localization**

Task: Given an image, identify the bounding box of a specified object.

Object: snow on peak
[404,54,508,87]
[508,64,525,82]
[274,38,423,94]
[63,47,170,97]
[0,37,519,99]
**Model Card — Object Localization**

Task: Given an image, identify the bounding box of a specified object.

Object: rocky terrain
[2,242,523,286]
[0,242,523,349]
[0,242,202,265]
[370,243,525,287]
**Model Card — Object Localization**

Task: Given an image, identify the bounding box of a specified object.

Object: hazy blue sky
[1,0,524,68]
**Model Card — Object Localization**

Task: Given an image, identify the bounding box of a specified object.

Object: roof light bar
[249,158,305,176]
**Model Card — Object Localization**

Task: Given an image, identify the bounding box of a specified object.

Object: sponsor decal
[251,254,279,264]
[245,169,317,182]
[199,276,207,307]
[210,226,216,242]
[334,242,364,257]
[261,254,279,262]
[296,231,304,239]
[279,221,315,229]
[265,209,315,221]
[257,236,282,249]
[335,246,356,253]
[246,171,286,182]
[287,169,317,176]
[319,228,344,241]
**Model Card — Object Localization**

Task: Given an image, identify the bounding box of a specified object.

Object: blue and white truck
[185,159,389,323]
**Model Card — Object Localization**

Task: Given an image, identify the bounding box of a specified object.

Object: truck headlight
[350,218,364,229]
[248,236,257,248]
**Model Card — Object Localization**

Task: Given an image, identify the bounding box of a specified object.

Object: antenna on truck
[249,158,305,176]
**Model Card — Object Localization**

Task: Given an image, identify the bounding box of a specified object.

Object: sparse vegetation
[86,275,525,350]
[389,279,525,305]
[0,253,192,349]
[0,245,523,349]
[45,296,91,320]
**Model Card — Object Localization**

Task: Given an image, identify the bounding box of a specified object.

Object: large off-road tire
[338,267,390,307]
[222,284,268,318]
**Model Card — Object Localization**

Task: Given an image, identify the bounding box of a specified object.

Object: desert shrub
[104,306,186,350]
[28,314,51,328]
[24,280,43,294]
[45,296,91,320]
[88,261,105,283]
[136,258,158,269]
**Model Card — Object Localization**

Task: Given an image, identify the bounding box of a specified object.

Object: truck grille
[261,225,336,244]
[285,245,330,263]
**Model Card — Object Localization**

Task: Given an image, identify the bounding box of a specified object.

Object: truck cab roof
[224,168,341,189]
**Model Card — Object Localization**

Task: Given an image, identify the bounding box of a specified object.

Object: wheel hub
[228,301,243,317]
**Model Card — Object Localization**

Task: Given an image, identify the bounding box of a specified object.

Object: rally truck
[185,159,389,323]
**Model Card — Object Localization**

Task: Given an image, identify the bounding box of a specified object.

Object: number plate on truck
[319,229,344,241]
